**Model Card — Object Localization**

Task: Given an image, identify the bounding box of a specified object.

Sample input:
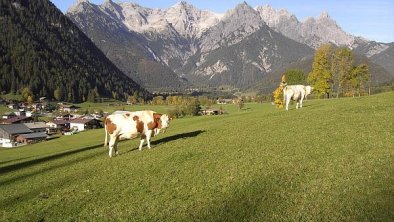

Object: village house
[0,124,33,147]
[46,119,69,133]
[15,132,48,144]
[69,118,102,132]
[2,112,17,119]
[56,113,75,120]
[31,103,44,112]
[0,116,33,124]
[59,104,78,113]
[200,108,224,115]
[24,122,48,133]
[7,103,19,109]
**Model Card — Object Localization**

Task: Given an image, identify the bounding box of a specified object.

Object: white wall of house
[0,138,13,147]
[70,123,85,131]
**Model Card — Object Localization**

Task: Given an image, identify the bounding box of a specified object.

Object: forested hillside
[0,0,149,102]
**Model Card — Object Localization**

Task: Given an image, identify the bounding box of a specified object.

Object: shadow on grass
[121,130,206,155]
[0,156,33,165]
[151,130,206,146]
[0,144,103,174]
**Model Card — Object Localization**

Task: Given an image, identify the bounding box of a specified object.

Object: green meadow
[1,92,393,221]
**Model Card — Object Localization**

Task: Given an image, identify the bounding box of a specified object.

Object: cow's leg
[139,134,146,151]
[108,135,117,157]
[145,130,152,149]
[299,96,304,108]
[296,101,299,109]
[108,135,118,157]
[114,136,119,156]
[285,96,290,111]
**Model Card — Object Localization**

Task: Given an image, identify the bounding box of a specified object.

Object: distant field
[1,92,393,221]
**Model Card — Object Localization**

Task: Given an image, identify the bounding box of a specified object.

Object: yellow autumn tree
[273,75,287,108]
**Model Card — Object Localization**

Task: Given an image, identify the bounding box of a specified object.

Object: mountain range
[66,0,394,92]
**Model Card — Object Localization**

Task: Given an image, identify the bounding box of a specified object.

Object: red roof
[0,116,32,124]
[69,118,97,124]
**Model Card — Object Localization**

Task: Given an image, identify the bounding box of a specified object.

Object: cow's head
[305,85,313,95]
[152,113,171,135]
[159,114,170,131]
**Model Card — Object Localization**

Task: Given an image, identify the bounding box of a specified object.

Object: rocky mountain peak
[226,1,255,16]
[101,0,124,21]
[223,2,262,25]
[317,11,330,20]
[67,0,91,14]
[256,5,298,28]
[171,1,193,9]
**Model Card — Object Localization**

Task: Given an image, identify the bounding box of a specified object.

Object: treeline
[308,44,369,98]
[272,44,370,107]
[0,0,149,103]
[131,95,215,118]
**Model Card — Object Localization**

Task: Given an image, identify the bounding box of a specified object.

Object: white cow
[304,85,313,99]
[283,84,313,111]
[104,110,170,157]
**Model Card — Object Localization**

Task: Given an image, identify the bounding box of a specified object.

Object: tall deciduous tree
[351,64,369,96]
[308,44,334,98]
[54,88,62,101]
[284,69,306,85]
[21,87,32,101]
[332,47,353,98]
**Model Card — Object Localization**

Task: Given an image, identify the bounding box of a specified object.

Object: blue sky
[50,0,394,43]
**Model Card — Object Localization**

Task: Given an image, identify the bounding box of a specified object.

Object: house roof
[1,116,32,124]
[24,122,48,129]
[69,118,97,124]
[50,119,68,125]
[0,124,33,134]
[17,132,48,139]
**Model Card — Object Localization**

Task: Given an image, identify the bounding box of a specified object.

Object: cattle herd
[103,85,313,157]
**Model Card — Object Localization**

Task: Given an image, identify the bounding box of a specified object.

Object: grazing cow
[282,84,312,111]
[104,110,170,157]
[304,85,313,99]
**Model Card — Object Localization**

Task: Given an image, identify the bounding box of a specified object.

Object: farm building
[69,118,102,132]
[59,104,78,113]
[200,108,224,115]
[24,122,48,133]
[15,132,48,144]
[0,116,33,124]
[2,112,17,119]
[46,119,69,132]
[0,124,33,147]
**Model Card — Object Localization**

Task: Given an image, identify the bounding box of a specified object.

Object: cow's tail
[104,118,108,147]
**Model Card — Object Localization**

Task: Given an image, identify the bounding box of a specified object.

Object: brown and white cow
[104,110,170,157]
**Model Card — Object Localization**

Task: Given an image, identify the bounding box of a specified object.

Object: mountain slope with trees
[0,0,149,103]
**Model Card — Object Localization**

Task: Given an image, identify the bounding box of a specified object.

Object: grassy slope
[0,92,393,221]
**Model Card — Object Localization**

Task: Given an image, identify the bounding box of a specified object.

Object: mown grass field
[1,92,393,221]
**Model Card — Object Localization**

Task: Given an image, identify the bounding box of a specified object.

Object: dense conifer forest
[0,0,149,103]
